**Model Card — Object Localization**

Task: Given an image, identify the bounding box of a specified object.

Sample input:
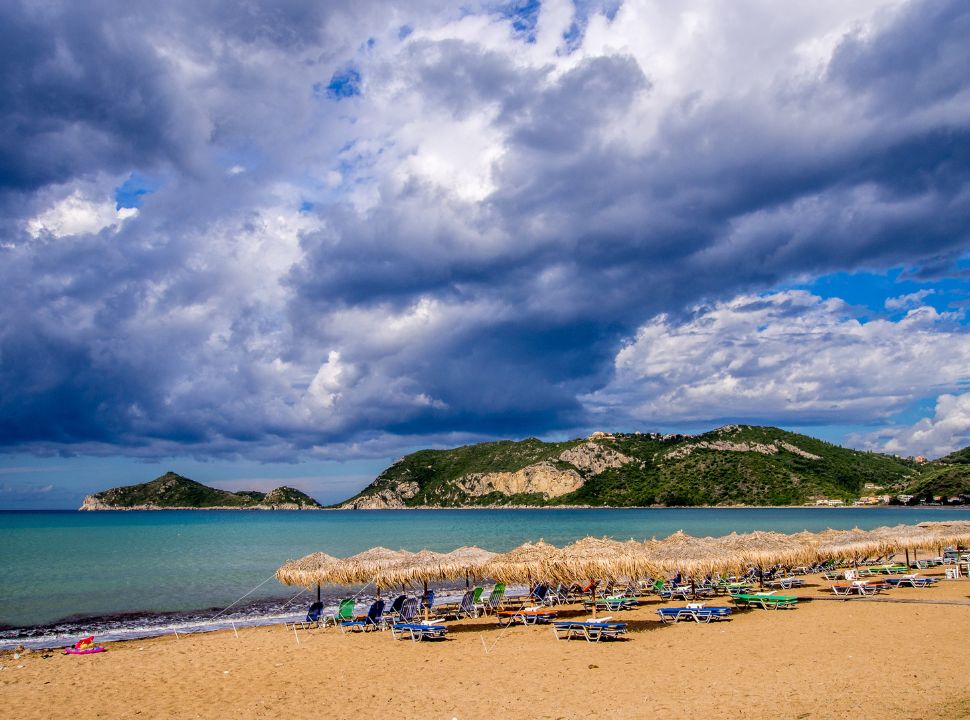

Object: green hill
[903,447,970,501]
[80,472,323,510]
[339,425,926,508]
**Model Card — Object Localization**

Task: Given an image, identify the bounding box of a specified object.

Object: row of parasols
[275,521,970,594]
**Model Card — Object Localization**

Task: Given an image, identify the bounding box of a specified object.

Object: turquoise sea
[2,507,967,647]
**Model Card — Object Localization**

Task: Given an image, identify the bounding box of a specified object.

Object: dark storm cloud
[1,0,970,462]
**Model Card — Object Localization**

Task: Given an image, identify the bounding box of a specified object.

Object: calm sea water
[2,507,967,647]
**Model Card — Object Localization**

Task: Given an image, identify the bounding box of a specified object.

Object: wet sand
[5,567,970,719]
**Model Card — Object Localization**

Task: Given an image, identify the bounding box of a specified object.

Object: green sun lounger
[732,593,798,610]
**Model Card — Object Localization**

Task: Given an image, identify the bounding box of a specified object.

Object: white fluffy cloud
[583,290,970,425]
[27,189,137,239]
[852,393,970,458]
[3,0,970,461]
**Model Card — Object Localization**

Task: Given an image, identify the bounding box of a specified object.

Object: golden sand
[5,568,970,719]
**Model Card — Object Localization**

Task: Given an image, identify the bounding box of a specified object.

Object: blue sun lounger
[296,601,324,629]
[886,575,938,588]
[657,606,732,624]
[553,617,628,642]
[341,600,385,632]
[390,621,448,641]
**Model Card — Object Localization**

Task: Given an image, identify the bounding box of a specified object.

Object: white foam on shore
[0,585,519,650]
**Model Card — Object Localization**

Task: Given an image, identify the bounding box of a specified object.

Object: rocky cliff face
[456,462,584,499]
[558,441,636,474]
[79,495,115,511]
[663,440,821,461]
[341,482,419,509]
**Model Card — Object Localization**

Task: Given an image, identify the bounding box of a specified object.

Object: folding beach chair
[482,583,506,614]
[341,600,386,632]
[297,601,325,629]
[323,598,355,627]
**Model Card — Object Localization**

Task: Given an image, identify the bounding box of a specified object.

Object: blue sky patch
[320,67,362,99]
[788,268,970,324]
[114,172,159,210]
[502,0,541,42]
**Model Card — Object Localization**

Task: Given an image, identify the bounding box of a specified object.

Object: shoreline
[62,503,970,512]
[6,565,970,719]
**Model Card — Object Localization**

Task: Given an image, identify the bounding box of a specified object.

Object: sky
[2,0,970,508]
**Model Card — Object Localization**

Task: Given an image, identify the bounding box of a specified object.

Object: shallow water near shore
[2,506,966,648]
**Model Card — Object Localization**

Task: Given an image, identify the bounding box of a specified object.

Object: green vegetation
[344,438,583,507]
[83,472,323,509]
[905,462,970,501]
[342,425,938,508]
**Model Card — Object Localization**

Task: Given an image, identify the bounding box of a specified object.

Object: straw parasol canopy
[329,546,414,587]
[546,536,648,585]
[275,551,343,589]
[371,549,465,620]
[716,530,817,571]
[813,528,880,563]
[482,540,560,585]
[439,546,497,587]
[917,521,970,551]
[645,530,731,577]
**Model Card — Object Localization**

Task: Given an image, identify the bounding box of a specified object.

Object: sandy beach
[4,566,970,720]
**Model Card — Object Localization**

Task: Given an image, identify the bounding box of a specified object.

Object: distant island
[338,425,970,509]
[79,472,323,510]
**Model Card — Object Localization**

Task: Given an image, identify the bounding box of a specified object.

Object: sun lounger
[887,575,938,588]
[383,596,421,629]
[657,606,732,624]
[732,593,798,610]
[766,577,804,589]
[481,583,506,614]
[869,564,909,575]
[496,606,559,626]
[296,601,324,629]
[323,598,355,627]
[830,583,858,596]
[341,600,385,632]
[553,616,628,642]
[390,621,448,641]
[582,595,638,612]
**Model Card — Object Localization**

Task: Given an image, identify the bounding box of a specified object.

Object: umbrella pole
[316,583,321,603]
[758,565,764,591]
[423,580,429,621]
[591,582,597,619]
[905,549,910,568]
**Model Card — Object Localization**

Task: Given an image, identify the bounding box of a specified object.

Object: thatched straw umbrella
[813,528,881,568]
[330,547,415,596]
[372,549,456,620]
[275,551,342,602]
[547,536,646,617]
[482,540,560,586]
[645,531,729,578]
[716,531,816,585]
[439,546,497,588]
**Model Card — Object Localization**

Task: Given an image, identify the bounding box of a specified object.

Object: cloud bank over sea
[2,0,970,468]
